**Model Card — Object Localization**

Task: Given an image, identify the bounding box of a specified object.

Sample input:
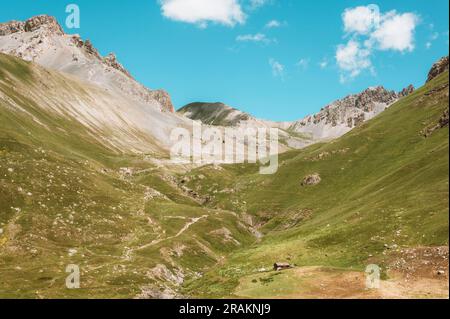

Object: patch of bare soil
[379,246,449,299]
[267,246,449,299]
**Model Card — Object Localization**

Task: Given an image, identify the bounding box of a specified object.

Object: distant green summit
[178,102,252,127]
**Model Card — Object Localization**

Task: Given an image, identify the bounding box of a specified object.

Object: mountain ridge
[0,15,175,113]
[179,84,415,141]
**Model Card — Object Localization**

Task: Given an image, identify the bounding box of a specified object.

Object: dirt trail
[134,215,208,251]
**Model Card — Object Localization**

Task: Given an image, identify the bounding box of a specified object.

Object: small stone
[68,248,78,257]
[437,270,446,276]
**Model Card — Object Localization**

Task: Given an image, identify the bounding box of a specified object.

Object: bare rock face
[398,84,415,98]
[149,90,175,113]
[83,39,101,59]
[0,21,24,36]
[0,15,64,36]
[23,15,64,35]
[289,84,416,140]
[290,86,398,139]
[427,56,449,83]
[103,53,132,78]
[354,86,399,112]
[301,173,321,186]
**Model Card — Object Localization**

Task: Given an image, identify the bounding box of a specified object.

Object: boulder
[301,173,321,186]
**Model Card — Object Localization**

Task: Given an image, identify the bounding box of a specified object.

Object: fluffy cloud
[269,58,284,78]
[159,0,245,27]
[336,40,372,81]
[370,12,419,51]
[336,5,419,82]
[343,5,380,34]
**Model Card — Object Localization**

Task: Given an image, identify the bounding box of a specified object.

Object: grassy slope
[183,72,449,297]
[0,54,254,298]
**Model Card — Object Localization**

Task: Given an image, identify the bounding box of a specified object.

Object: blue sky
[1,0,449,121]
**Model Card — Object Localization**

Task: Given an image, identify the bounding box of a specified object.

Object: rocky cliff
[427,56,449,83]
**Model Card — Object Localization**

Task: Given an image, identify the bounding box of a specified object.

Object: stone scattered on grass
[301,173,321,186]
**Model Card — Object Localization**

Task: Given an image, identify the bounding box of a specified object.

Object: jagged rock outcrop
[0,15,175,113]
[103,53,132,78]
[399,84,415,98]
[0,15,63,36]
[24,15,64,34]
[289,85,414,140]
[427,56,449,83]
[0,21,24,36]
[149,90,175,113]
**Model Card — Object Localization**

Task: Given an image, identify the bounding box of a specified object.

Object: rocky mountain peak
[24,15,64,34]
[0,15,63,36]
[427,56,449,83]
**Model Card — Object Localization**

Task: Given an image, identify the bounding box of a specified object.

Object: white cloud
[269,58,284,78]
[336,40,372,82]
[431,32,439,41]
[296,58,310,69]
[343,5,380,34]
[159,0,245,27]
[265,19,281,28]
[425,32,439,49]
[250,0,270,9]
[236,33,274,44]
[319,59,328,69]
[370,12,419,52]
[336,5,419,82]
